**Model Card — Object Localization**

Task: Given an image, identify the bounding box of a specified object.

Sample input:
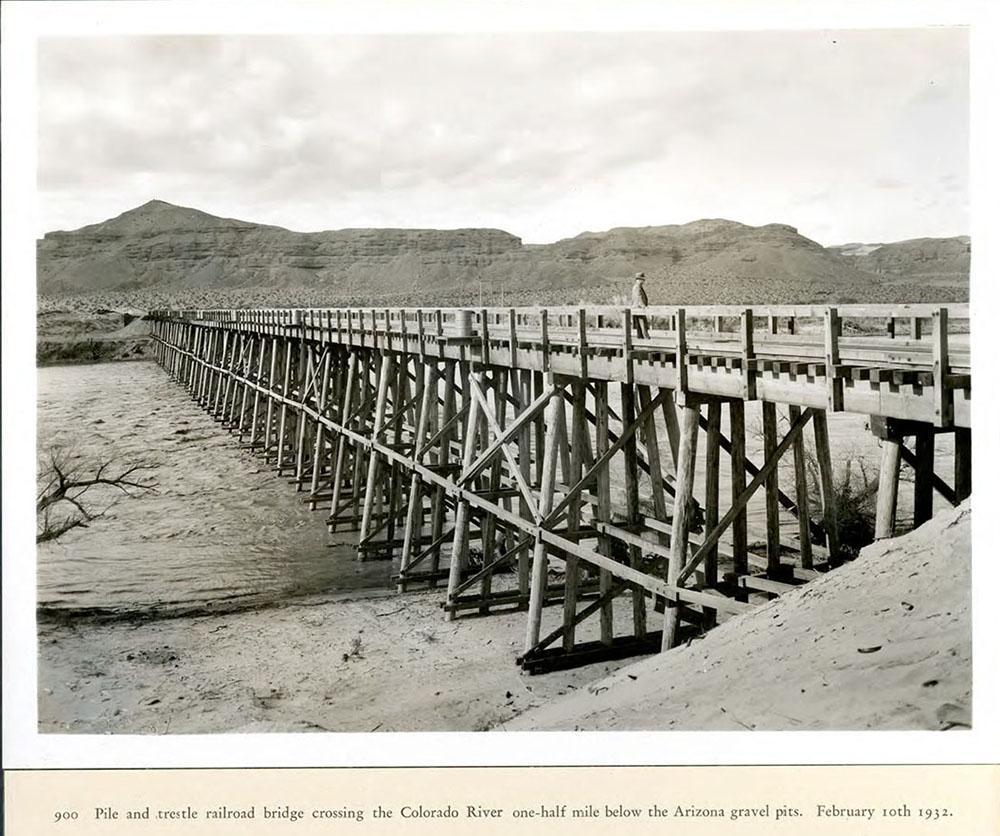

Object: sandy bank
[509,502,971,731]
[38,587,641,734]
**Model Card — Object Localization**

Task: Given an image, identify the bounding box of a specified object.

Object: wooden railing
[150,303,971,428]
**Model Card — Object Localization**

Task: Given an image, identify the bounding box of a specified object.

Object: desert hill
[38,199,523,297]
[508,501,971,731]
[37,200,969,308]
[828,235,970,287]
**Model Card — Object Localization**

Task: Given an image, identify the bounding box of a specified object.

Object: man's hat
[634,272,645,281]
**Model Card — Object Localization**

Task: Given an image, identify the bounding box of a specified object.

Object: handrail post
[740,308,755,400]
[674,308,687,405]
[933,307,952,427]
[508,308,517,368]
[540,309,550,371]
[824,306,843,412]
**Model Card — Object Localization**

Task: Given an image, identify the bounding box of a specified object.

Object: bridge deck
[159,303,970,428]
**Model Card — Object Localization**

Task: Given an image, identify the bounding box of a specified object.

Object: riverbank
[39,501,971,734]
[37,307,151,366]
[38,587,643,733]
[36,361,639,732]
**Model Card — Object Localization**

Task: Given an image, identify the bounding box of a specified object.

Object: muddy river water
[37,360,953,621]
[37,362,392,621]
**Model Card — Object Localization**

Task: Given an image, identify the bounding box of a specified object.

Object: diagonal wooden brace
[675,406,816,586]
[542,388,668,527]
[457,382,562,487]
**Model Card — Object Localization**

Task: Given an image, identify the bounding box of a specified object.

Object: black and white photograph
[5,1,996,783]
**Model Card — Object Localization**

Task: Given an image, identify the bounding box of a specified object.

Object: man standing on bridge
[632,272,649,338]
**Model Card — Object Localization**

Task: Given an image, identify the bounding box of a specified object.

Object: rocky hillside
[38,200,522,296]
[828,235,970,287]
[37,200,969,308]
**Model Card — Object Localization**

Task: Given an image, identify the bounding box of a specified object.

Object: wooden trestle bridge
[150,304,971,673]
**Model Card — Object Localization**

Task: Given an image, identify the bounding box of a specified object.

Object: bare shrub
[749,413,880,559]
[341,635,364,662]
[36,449,158,543]
[805,455,880,558]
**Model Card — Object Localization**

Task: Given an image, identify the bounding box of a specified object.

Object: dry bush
[749,413,880,559]
[36,448,158,543]
[803,454,880,558]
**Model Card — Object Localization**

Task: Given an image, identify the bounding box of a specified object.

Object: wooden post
[385,357,412,550]
[508,309,518,368]
[914,427,935,526]
[480,308,490,365]
[220,333,239,425]
[762,401,781,576]
[594,380,614,645]
[932,308,952,427]
[954,427,971,503]
[248,332,267,446]
[359,353,395,543]
[196,328,211,404]
[703,399,721,627]
[812,410,841,564]
[674,308,688,404]
[237,335,258,442]
[430,360,457,581]
[788,404,813,568]
[263,335,279,456]
[532,370,545,485]
[308,350,332,504]
[638,385,670,524]
[275,339,294,473]
[328,352,358,531]
[399,363,436,588]
[824,307,843,412]
[741,309,756,401]
[875,436,902,539]
[540,309,550,371]
[524,388,564,651]
[663,398,700,650]
[292,338,311,487]
[729,400,748,597]
[555,384,572,482]
[517,368,534,606]
[562,379,587,650]
[445,370,484,619]
[660,388,681,471]
[480,368,509,613]
[620,381,646,638]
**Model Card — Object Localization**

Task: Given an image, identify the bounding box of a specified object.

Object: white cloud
[38,29,968,244]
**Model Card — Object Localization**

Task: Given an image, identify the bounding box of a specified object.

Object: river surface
[37,362,393,621]
[36,360,954,622]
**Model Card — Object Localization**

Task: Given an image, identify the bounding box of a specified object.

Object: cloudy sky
[38,28,968,245]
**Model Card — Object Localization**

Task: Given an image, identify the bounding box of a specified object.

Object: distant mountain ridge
[37,200,969,306]
[827,236,970,283]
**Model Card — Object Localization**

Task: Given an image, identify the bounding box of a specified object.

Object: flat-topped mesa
[37,200,970,304]
[37,200,524,295]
